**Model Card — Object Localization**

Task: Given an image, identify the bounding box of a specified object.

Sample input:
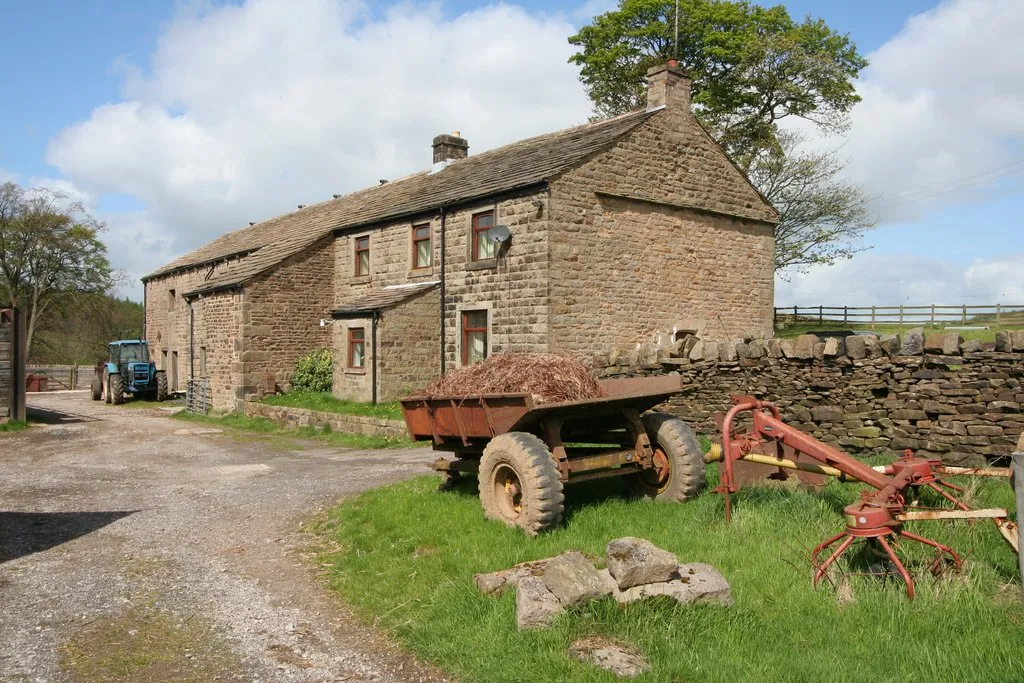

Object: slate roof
[331,282,439,317]
[145,109,659,297]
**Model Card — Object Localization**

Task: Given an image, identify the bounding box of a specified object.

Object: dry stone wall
[592,328,1024,466]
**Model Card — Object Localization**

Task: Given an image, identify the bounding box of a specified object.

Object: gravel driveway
[0,391,448,682]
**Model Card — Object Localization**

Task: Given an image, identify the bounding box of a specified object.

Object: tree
[569,0,867,166]
[568,0,873,273]
[748,130,873,273]
[0,181,116,358]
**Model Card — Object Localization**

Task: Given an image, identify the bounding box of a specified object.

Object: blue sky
[2,0,1022,304]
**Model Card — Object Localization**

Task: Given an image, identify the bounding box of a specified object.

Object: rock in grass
[474,558,550,595]
[515,576,564,630]
[542,551,610,606]
[613,563,733,607]
[568,636,649,678]
[606,537,678,590]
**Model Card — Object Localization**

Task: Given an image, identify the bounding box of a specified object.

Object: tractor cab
[91,340,168,404]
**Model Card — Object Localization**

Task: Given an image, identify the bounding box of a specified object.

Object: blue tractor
[90,340,169,404]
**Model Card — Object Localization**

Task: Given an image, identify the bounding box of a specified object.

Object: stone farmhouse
[143,63,778,411]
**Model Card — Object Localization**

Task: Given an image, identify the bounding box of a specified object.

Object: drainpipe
[371,310,379,405]
[189,301,195,381]
[439,206,447,374]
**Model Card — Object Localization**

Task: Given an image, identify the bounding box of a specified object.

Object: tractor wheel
[627,413,705,502]
[155,371,169,402]
[103,373,112,404]
[90,377,102,401]
[478,432,564,536]
[109,374,126,405]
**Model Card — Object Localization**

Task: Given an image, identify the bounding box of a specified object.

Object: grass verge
[262,391,404,421]
[171,410,416,449]
[310,467,1022,682]
[0,420,30,433]
[774,321,1023,343]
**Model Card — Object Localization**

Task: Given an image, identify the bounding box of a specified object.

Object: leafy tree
[569,0,873,272]
[0,182,116,357]
[569,0,867,165]
[748,130,873,272]
[32,294,144,364]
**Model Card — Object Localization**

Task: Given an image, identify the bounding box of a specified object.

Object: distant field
[774,320,1023,343]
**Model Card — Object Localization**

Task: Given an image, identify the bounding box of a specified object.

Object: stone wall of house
[190,290,245,412]
[592,329,1024,466]
[547,91,776,355]
[332,315,373,403]
[333,189,550,370]
[378,288,440,399]
[243,237,335,400]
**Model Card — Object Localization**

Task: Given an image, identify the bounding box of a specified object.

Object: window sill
[407,267,436,278]
[344,368,367,375]
[466,259,497,271]
[351,275,371,285]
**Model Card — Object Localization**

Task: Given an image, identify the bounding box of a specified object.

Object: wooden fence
[25,365,88,391]
[774,304,1024,328]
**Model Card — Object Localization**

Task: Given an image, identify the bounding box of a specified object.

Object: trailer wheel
[628,413,705,502]
[90,377,102,401]
[479,432,564,536]
[109,374,126,405]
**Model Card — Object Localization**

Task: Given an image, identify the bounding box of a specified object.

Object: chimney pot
[432,132,469,164]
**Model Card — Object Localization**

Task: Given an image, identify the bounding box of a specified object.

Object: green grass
[775,321,1024,343]
[171,410,417,449]
[262,391,404,421]
[310,466,1022,682]
[0,420,29,433]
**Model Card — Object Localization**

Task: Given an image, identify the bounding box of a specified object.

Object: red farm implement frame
[709,395,1018,598]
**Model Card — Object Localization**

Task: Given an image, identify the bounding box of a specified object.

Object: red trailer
[401,375,704,534]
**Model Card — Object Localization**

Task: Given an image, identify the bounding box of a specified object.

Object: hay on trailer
[421,353,605,405]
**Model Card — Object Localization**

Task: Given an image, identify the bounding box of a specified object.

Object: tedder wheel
[478,432,564,536]
[90,377,102,401]
[627,413,706,502]
[155,371,169,402]
[109,374,126,405]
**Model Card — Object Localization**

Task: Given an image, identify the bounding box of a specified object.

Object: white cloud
[46,0,593,298]
[839,0,1024,222]
[775,252,1024,307]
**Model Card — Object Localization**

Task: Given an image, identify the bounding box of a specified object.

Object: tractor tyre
[103,373,112,404]
[155,371,169,402]
[627,413,705,502]
[478,432,564,536]
[109,374,126,405]
[90,377,102,401]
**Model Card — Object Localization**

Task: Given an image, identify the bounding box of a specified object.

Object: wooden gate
[1,308,27,422]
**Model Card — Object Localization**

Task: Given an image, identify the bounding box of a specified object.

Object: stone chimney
[646,60,692,112]
[432,131,469,163]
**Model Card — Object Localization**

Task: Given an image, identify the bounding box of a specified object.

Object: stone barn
[143,63,778,410]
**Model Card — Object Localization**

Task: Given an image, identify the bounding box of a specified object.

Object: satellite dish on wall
[492,224,512,244]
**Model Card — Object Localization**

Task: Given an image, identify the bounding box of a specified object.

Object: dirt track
[0,391,447,682]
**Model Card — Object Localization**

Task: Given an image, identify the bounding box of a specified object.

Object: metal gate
[186,378,211,414]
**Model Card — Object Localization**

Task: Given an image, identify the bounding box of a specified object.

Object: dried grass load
[422,353,605,405]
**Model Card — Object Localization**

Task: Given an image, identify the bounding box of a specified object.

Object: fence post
[997,303,1002,325]
[773,307,777,326]
[931,304,936,326]
[962,304,967,325]
[899,305,904,328]
[1013,449,1024,604]
[844,306,848,324]
[871,305,876,330]
[819,305,823,325]
[793,305,798,325]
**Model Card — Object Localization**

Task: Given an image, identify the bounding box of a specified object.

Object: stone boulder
[568,637,649,679]
[515,576,564,630]
[961,339,983,353]
[792,334,819,359]
[474,558,550,595]
[613,563,733,607]
[844,335,867,360]
[878,334,901,356]
[924,333,963,355]
[606,537,679,590]
[900,328,925,355]
[542,551,611,607]
[823,337,843,357]
[1012,330,1024,352]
